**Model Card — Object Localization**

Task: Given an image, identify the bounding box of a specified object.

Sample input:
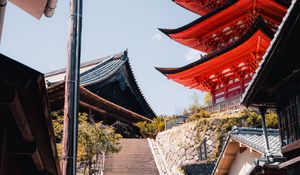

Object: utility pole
[61,0,82,174]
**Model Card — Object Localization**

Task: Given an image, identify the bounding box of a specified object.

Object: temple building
[157,0,289,112]
[242,0,300,173]
[45,50,155,137]
[47,82,152,137]
[45,50,155,119]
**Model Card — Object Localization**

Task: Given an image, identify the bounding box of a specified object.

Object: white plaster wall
[228,148,261,175]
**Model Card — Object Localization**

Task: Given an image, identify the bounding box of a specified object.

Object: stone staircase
[104,139,159,175]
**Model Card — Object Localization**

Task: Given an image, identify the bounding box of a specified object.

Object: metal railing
[205,95,243,113]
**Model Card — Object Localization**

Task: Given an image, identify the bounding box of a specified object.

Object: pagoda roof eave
[156,18,273,76]
[159,0,288,37]
[241,0,299,107]
[171,0,210,16]
[158,0,237,36]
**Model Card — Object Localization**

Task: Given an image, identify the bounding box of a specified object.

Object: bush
[51,111,122,174]
[266,112,278,128]
[188,110,210,122]
[242,109,279,129]
[134,116,166,138]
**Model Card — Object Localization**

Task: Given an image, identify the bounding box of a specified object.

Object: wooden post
[61,0,82,174]
[259,106,271,157]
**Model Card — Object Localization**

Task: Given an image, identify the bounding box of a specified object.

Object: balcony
[205,95,243,113]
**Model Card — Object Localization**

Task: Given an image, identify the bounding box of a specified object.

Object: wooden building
[156,0,289,112]
[212,127,283,175]
[45,50,155,119]
[46,50,154,137]
[242,0,300,174]
[0,54,61,175]
[47,82,152,137]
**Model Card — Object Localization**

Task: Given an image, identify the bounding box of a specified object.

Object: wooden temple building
[45,50,155,137]
[0,54,61,175]
[157,0,289,112]
[242,0,300,174]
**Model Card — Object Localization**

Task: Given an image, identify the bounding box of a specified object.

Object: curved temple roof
[156,18,273,91]
[45,50,155,118]
[159,0,287,53]
[172,0,230,16]
[212,127,282,175]
[242,0,300,107]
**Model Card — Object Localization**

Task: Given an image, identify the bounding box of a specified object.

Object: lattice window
[277,84,300,146]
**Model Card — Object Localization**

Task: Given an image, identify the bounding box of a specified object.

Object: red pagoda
[157,0,289,111]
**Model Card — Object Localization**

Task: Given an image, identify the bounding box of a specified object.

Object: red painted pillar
[224,83,228,100]
[240,77,245,93]
[212,90,216,105]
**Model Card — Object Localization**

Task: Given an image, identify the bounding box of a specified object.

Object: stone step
[104,139,159,175]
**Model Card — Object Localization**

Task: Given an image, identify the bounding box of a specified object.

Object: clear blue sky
[1,1,206,115]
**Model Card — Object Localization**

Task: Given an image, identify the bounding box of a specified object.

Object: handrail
[205,95,242,113]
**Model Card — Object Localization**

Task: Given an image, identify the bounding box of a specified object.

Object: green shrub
[266,112,278,128]
[188,110,210,122]
[134,116,166,138]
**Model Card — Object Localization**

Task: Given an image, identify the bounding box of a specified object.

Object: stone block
[206,140,213,146]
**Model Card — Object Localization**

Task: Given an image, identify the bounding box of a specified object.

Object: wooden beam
[11,141,36,155]
[216,168,229,174]
[79,101,134,125]
[9,92,34,142]
[32,150,45,171]
[47,83,152,123]
[80,87,152,122]
[0,81,15,105]
[240,146,247,153]
[222,152,235,158]
[278,155,300,169]
[282,139,300,155]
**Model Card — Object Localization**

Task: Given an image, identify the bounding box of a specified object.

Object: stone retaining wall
[155,120,228,174]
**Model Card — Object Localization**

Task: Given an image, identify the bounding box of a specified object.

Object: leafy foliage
[188,110,210,122]
[51,111,122,174]
[204,93,212,106]
[51,111,64,141]
[242,109,278,129]
[77,113,122,160]
[134,116,166,138]
[265,112,278,128]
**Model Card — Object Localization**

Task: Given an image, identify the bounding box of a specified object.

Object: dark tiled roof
[80,54,126,86]
[212,126,282,175]
[45,53,121,77]
[230,127,281,156]
[46,50,156,117]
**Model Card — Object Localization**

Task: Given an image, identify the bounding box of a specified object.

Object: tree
[52,111,122,175]
[134,116,166,138]
[204,93,212,106]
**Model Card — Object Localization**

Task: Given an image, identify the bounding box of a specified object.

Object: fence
[205,95,243,113]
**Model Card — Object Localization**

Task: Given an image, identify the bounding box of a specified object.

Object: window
[277,84,300,146]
